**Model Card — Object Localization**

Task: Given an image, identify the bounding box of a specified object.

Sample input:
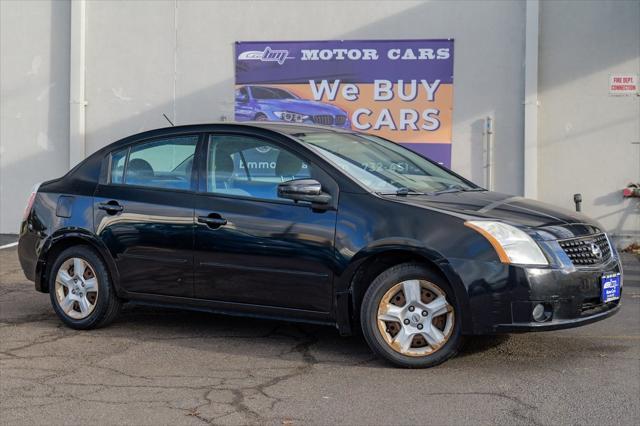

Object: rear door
[94,134,200,297]
[193,132,338,312]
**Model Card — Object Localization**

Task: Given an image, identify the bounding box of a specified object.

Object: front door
[94,134,199,297]
[193,133,338,312]
[234,87,254,121]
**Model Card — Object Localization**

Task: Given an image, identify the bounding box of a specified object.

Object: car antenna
[162,113,175,127]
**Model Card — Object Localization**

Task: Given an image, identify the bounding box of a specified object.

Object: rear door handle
[197,214,227,229]
[98,201,124,214]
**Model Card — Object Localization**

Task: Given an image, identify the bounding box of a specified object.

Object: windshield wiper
[430,186,487,195]
[378,187,425,196]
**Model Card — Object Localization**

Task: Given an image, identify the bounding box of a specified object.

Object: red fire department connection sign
[609,74,639,96]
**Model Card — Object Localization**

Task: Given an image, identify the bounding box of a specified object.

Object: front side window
[296,132,477,194]
[110,136,197,190]
[250,86,298,100]
[207,134,311,200]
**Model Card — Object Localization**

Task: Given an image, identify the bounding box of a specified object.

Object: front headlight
[465,221,548,266]
[274,111,309,123]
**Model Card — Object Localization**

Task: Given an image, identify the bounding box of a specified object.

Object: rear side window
[109,136,198,190]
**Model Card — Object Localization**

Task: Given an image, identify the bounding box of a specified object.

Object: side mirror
[278,179,332,207]
[235,94,248,103]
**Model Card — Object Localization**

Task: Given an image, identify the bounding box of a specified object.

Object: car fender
[36,228,122,295]
[336,237,473,334]
[255,102,276,115]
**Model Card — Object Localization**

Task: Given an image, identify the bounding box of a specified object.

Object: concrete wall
[538,0,640,247]
[84,0,526,189]
[0,0,70,232]
[0,0,638,246]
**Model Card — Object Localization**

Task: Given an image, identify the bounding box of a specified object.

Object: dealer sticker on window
[601,273,621,303]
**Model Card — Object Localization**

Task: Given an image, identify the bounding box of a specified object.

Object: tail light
[22,183,41,221]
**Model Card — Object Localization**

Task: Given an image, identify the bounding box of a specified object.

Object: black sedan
[18,123,622,368]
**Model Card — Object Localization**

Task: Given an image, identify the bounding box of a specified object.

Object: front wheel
[360,263,463,368]
[49,246,121,330]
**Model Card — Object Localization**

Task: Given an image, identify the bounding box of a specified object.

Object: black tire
[254,113,268,121]
[48,246,121,329]
[360,262,463,368]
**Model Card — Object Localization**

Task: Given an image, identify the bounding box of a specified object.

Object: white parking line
[0,242,18,249]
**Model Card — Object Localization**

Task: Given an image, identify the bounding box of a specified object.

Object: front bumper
[456,256,623,334]
[494,301,620,332]
[265,111,351,129]
[499,258,622,332]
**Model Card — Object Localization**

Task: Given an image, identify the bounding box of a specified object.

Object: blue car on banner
[235,85,351,129]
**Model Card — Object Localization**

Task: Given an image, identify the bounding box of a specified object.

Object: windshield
[251,86,298,100]
[295,132,478,194]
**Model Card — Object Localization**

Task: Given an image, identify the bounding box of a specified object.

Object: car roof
[246,121,353,135]
[88,122,353,159]
[134,121,350,139]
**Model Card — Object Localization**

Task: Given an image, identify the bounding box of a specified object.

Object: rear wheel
[49,246,121,329]
[360,263,462,368]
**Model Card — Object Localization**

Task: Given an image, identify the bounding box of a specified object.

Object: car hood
[387,191,602,240]
[256,98,346,115]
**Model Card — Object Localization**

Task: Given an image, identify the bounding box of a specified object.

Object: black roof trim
[88,122,353,159]
[133,121,350,137]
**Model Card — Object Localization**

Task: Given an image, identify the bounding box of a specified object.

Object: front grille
[335,115,347,125]
[558,233,612,266]
[312,115,335,125]
[580,298,618,315]
[580,297,602,313]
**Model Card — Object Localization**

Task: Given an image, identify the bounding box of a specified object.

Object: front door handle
[98,201,124,214]
[197,214,227,229]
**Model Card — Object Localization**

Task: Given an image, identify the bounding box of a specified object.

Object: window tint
[250,86,297,100]
[297,132,475,194]
[207,134,311,200]
[110,148,127,184]
[121,136,197,190]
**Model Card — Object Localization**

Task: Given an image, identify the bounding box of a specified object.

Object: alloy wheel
[54,257,99,320]
[377,279,455,357]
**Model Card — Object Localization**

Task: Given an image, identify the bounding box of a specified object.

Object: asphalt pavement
[0,234,18,247]
[1,247,638,425]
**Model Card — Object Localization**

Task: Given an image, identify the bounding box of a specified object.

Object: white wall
[84,0,526,195]
[538,0,640,247]
[0,0,70,232]
[1,0,638,246]
[1,0,528,232]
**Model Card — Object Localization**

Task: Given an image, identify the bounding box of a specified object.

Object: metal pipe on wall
[69,0,87,168]
[484,116,494,190]
[524,0,540,199]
